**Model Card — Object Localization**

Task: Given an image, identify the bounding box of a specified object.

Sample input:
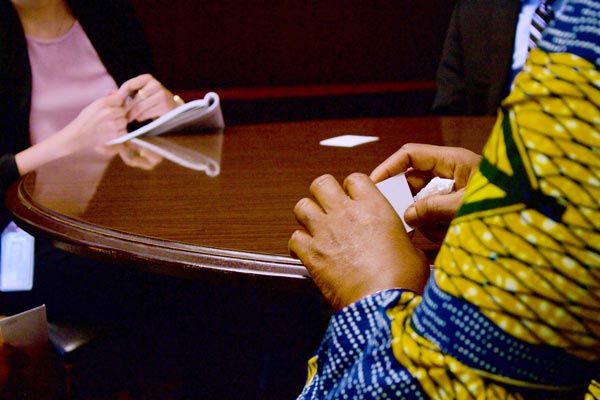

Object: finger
[141,148,163,165]
[370,143,445,183]
[100,111,127,132]
[452,155,482,188]
[105,90,128,105]
[309,174,347,213]
[130,156,155,170]
[288,229,312,261]
[342,173,381,201]
[132,80,161,103]
[127,100,163,122]
[117,146,137,164]
[135,89,148,102]
[293,197,325,235]
[102,92,128,107]
[117,73,153,98]
[369,143,425,182]
[115,117,129,135]
[404,189,465,227]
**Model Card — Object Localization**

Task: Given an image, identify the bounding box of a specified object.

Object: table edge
[7,180,311,283]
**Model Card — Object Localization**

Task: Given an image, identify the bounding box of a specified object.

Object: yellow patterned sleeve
[387,48,600,399]
[297,3,600,399]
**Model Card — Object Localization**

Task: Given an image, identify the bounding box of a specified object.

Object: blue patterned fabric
[297,290,428,400]
[538,0,600,62]
[297,1,600,398]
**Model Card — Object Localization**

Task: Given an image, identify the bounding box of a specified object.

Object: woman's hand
[370,143,481,241]
[15,93,128,175]
[65,92,129,150]
[118,74,182,123]
[289,173,429,311]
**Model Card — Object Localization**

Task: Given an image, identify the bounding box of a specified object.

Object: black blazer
[432,0,521,115]
[0,0,155,228]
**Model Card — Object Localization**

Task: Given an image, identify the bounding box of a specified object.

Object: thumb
[404,189,465,227]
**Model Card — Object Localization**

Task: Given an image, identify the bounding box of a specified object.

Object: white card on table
[319,135,379,148]
[376,173,415,232]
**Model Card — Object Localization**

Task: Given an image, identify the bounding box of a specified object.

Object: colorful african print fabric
[297,1,600,398]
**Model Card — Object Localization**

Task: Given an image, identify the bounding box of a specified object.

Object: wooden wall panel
[130,1,455,92]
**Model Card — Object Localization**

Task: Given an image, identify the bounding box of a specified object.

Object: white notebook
[106,91,223,145]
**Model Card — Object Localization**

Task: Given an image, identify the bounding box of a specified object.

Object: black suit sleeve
[0,154,20,228]
[432,1,467,115]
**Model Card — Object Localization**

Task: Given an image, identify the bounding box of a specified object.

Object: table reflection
[9,117,495,284]
[131,129,223,176]
[31,129,224,219]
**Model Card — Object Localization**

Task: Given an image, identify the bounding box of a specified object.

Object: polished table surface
[7,116,495,287]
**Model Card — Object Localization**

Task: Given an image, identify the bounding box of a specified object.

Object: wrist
[53,124,79,158]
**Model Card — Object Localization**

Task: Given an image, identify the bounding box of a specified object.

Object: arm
[1,92,128,228]
[14,93,128,176]
[293,2,600,398]
[0,155,21,228]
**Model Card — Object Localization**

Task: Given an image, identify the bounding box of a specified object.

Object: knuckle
[288,230,300,248]
[312,174,334,186]
[400,142,418,152]
[421,195,437,214]
[310,174,334,192]
[293,198,310,214]
[345,172,367,184]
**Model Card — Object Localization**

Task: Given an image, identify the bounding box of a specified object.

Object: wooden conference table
[7,116,495,290]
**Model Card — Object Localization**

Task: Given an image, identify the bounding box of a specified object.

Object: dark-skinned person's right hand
[289,173,429,311]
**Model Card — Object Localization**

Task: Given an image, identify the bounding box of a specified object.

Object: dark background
[129,1,456,124]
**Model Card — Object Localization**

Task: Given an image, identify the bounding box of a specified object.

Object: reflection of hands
[117,142,163,170]
[370,144,481,242]
[289,173,429,311]
[101,142,163,170]
[117,73,182,122]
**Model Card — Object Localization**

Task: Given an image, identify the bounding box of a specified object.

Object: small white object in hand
[413,177,455,201]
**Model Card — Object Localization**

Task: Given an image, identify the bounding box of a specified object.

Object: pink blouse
[26,21,118,145]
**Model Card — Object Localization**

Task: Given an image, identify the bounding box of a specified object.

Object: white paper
[376,173,414,232]
[106,92,223,145]
[319,135,379,148]
[131,136,221,176]
[0,305,48,347]
[414,177,455,201]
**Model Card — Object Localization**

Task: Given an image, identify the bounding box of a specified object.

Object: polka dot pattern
[297,290,428,399]
[436,48,600,363]
[297,3,600,399]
